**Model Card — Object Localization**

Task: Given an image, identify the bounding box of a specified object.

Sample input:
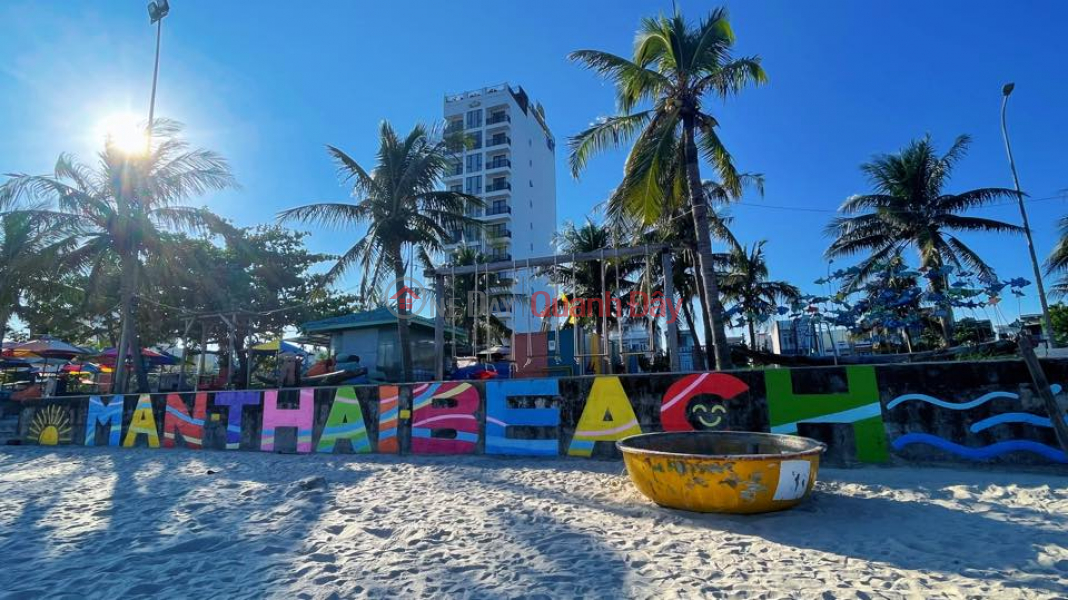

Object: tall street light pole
[147,0,170,137]
[1000,82,1056,348]
[113,0,171,393]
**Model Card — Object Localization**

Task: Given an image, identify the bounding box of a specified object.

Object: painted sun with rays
[28,405,72,446]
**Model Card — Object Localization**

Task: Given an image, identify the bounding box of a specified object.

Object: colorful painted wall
[13,360,1068,465]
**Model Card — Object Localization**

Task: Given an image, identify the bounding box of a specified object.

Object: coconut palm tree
[0,210,81,349]
[717,240,801,349]
[568,6,766,369]
[445,245,512,352]
[545,219,640,371]
[0,119,236,391]
[1044,219,1068,298]
[631,177,758,370]
[825,134,1022,343]
[279,122,480,382]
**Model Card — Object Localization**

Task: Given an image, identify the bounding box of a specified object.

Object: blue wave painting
[886,391,1017,411]
[887,384,1062,411]
[970,412,1068,433]
[892,433,1067,463]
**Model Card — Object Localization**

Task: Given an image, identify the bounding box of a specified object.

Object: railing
[486,182,511,192]
[487,136,511,147]
[488,253,512,262]
[486,205,511,216]
[487,114,510,124]
[448,166,463,176]
[486,159,511,169]
[488,228,511,239]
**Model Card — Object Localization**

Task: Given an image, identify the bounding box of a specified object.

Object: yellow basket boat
[617,431,825,514]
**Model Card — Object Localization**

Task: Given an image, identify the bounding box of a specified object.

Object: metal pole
[147,18,162,141]
[662,250,681,372]
[1000,83,1056,348]
[434,274,445,381]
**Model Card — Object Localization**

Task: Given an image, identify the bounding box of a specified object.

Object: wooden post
[1018,334,1068,456]
[662,250,681,373]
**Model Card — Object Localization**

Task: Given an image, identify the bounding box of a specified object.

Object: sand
[0,447,1065,599]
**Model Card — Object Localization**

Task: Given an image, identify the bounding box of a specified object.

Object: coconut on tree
[568,6,767,369]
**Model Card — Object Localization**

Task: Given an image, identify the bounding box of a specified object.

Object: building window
[529,180,533,188]
[466,131,482,150]
[466,153,482,172]
[466,109,482,129]
[465,175,482,195]
[449,184,462,193]
[530,243,534,251]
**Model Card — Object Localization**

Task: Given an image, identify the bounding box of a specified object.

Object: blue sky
[2,0,1067,333]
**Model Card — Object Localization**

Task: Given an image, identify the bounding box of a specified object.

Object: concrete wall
[11,360,1068,466]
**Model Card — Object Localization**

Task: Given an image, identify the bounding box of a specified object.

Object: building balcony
[486,136,511,148]
[485,204,511,217]
[487,253,512,263]
[485,158,511,171]
[487,113,510,125]
[487,228,511,239]
[486,181,511,192]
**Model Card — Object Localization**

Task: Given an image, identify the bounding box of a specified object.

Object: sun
[28,405,72,446]
[96,112,149,155]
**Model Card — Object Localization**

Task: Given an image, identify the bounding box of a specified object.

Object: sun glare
[96,112,149,155]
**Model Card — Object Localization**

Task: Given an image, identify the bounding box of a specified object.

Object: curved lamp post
[1000,83,1056,347]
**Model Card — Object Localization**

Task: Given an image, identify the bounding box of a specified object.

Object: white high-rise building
[443,83,557,335]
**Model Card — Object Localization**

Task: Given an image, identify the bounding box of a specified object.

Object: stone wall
[10,359,1068,465]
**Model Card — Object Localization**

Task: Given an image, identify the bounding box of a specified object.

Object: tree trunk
[392,252,414,383]
[694,276,717,365]
[125,254,150,393]
[748,318,758,351]
[681,114,732,370]
[680,298,707,371]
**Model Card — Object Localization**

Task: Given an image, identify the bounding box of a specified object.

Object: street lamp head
[1002,82,1015,97]
[148,0,170,24]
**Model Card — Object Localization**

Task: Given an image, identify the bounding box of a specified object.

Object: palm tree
[633,177,758,370]
[568,6,766,369]
[717,240,801,349]
[1044,219,1068,298]
[445,246,512,352]
[545,219,639,371]
[0,120,235,391]
[825,134,1022,343]
[0,210,81,349]
[279,122,479,382]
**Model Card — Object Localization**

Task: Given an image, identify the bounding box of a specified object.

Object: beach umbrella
[0,356,31,370]
[61,362,102,374]
[7,336,90,359]
[250,339,306,354]
[98,347,179,367]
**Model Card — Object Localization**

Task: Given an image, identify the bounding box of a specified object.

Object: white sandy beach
[0,447,1065,599]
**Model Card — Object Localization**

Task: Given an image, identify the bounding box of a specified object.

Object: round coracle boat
[617,431,825,514]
